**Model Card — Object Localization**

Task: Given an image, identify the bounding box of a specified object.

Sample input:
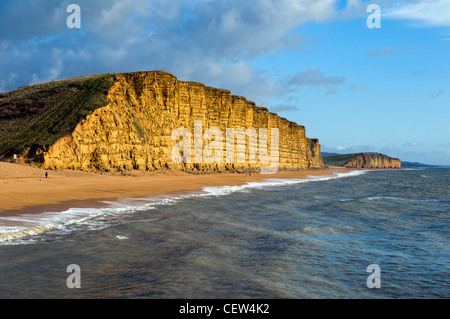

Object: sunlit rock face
[43,71,323,172]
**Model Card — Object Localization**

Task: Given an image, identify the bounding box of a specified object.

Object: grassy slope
[401,161,439,168]
[0,74,115,158]
[322,153,359,166]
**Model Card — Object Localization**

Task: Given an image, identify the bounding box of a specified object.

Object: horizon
[321,151,450,167]
[1,0,448,165]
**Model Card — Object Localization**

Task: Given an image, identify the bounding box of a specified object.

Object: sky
[0,0,449,165]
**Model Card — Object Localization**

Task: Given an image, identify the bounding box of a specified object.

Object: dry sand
[0,162,355,215]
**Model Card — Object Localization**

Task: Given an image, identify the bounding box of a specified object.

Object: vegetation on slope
[322,153,359,166]
[0,74,115,159]
[401,161,439,168]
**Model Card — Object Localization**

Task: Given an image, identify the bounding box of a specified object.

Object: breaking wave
[0,170,367,245]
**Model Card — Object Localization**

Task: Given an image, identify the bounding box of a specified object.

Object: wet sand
[0,162,355,216]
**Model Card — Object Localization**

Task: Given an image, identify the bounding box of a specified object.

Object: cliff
[0,74,114,158]
[344,153,401,168]
[0,71,323,173]
[322,152,401,169]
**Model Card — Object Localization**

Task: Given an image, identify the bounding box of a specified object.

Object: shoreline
[0,162,358,217]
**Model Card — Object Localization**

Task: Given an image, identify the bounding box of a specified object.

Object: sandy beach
[0,162,355,215]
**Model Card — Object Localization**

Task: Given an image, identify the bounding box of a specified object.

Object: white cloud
[289,69,347,94]
[403,141,421,148]
[269,104,299,113]
[366,47,395,57]
[384,0,450,28]
[335,0,368,19]
[322,144,377,153]
[350,83,369,91]
[29,49,65,85]
[0,0,342,102]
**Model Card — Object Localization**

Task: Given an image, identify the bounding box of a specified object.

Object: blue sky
[1,0,449,165]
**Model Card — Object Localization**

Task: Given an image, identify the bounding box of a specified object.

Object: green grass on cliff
[0,74,115,158]
[322,153,359,166]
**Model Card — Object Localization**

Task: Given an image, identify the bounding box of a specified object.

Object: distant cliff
[322,152,401,169]
[0,71,323,172]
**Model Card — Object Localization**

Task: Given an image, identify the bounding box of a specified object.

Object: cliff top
[322,152,401,167]
[0,71,306,161]
[0,73,115,158]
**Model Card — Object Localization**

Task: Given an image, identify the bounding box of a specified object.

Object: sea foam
[0,170,367,245]
[202,170,368,196]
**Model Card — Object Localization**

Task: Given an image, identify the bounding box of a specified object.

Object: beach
[0,165,447,298]
[0,162,354,215]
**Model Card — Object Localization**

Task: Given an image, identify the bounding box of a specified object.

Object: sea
[0,168,448,299]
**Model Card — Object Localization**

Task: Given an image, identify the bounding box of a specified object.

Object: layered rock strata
[27,71,322,172]
[343,153,401,169]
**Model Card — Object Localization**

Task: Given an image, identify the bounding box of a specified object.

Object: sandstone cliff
[343,153,401,169]
[1,71,323,173]
[322,152,401,169]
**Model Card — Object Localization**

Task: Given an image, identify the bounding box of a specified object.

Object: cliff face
[41,71,323,172]
[0,74,114,158]
[343,153,401,169]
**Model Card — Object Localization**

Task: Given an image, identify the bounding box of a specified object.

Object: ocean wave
[279,225,353,235]
[0,225,57,243]
[364,196,441,203]
[301,225,353,234]
[202,170,368,196]
[0,206,133,245]
[0,170,367,245]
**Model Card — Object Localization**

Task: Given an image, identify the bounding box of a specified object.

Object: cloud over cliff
[0,0,339,96]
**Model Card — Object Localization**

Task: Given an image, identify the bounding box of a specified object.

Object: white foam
[0,205,132,245]
[202,170,368,196]
[365,196,440,203]
[0,170,367,245]
[0,225,57,242]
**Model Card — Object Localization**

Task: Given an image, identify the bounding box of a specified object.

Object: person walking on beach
[45,172,48,179]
